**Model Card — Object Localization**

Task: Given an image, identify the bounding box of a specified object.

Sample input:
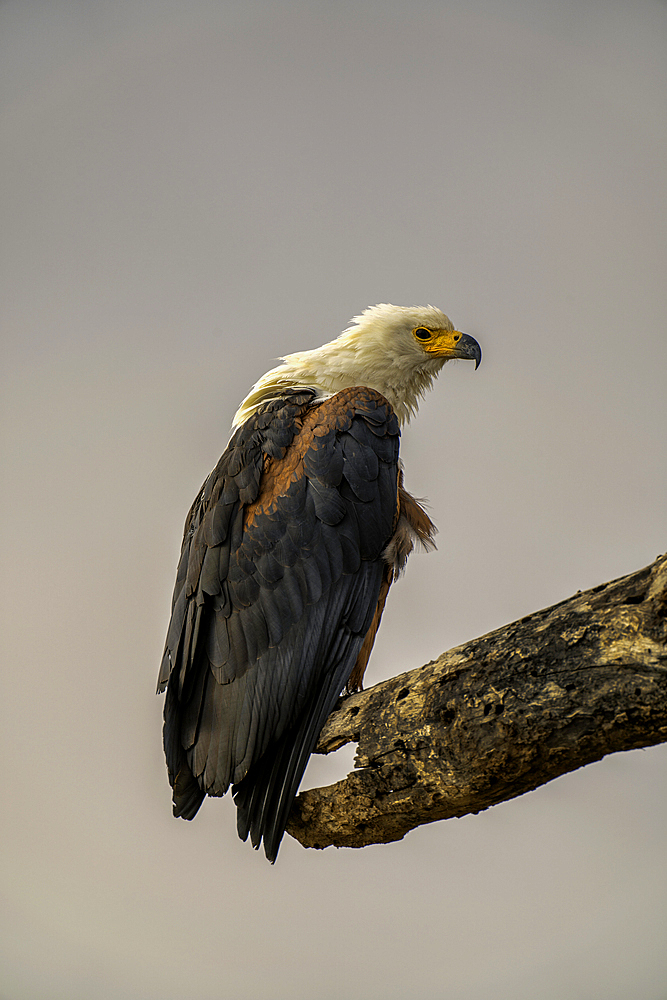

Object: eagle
[158,303,481,862]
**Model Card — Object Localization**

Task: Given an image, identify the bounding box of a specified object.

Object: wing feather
[160,386,400,859]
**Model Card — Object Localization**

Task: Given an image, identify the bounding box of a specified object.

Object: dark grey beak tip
[458,332,482,370]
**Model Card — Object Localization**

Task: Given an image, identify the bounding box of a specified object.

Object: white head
[232,303,481,428]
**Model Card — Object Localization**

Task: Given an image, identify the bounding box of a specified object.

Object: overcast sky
[2,2,666,998]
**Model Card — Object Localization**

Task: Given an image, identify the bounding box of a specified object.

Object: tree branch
[287,552,667,850]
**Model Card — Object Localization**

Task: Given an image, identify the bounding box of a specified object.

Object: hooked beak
[451,332,482,369]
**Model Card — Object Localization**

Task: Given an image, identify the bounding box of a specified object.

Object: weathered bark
[287,552,667,850]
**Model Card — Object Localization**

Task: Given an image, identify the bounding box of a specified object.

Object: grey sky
[2,2,666,998]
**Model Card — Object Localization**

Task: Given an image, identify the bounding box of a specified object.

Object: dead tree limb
[286,552,667,851]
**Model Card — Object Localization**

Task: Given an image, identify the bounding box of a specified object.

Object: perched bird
[158,303,481,862]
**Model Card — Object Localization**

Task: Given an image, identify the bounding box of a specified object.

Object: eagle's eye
[414,327,432,341]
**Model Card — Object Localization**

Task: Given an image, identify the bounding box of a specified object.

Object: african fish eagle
[158,303,481,862]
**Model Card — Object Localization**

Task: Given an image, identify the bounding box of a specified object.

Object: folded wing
[158,386,401,861]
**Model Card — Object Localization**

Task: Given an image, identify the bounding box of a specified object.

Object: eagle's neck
[232,337,446,429]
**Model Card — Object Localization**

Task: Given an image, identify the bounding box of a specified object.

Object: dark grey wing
[159,386,400,861]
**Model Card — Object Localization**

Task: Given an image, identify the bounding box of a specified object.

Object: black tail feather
[233,653,358,863]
